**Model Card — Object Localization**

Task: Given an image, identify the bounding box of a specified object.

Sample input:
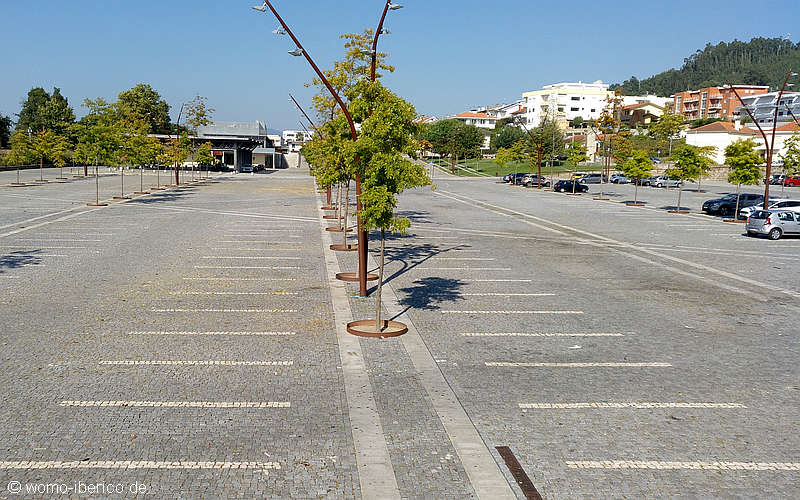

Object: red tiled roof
[775,122,800,133]
[687,121,757,134]
[452,112,496,119]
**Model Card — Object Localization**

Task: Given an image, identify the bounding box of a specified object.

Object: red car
[784,176,800,187]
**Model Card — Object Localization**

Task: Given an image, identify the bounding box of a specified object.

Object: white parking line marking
[99,360,293,366]
[218,240,301,243]
[18,238,102,242]
[444,310,583,315]
[461,293,556,297]
[487,362,670,367]
[183,277,295,281]
[130,331,296,336]
[565,461,800,471]
[225,229,301,232]
[519,402,746,409]
[193,266,301,270]
[60,401,290,408]
[210,247,302,251]
[152,309,298,313]
[463,333,623,337]
[169,291,298,296]
[0,460,281,471]
[0,246,90,249]
[200,256,302,260]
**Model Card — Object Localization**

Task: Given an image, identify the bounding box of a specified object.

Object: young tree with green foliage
[123,119,164,192]
[195,142,214,179]
[28,129,71,182]
[565,142,589,193]
[780,132,800,195]
[423,119,483,174]
[649,107,683,156]
[725,138,763,218]
[74,98,124,176]
[667,144,715,213]
[6,130,33,183]
[182,95,214,179]
[16,87,76,139]
[621,149,653,204]
[493,141,525,177]
[346,80,431,332]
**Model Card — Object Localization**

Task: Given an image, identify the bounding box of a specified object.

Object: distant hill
[611,37,800,96]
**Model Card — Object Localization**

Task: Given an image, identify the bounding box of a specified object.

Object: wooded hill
[611,37,800,96]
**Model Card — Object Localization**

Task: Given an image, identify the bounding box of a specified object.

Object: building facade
[686,120,800,165]
[450,112,497,130]
[734,91,800,127]
[671,85,769,121]
[281,130,311,153]
[194,121,271,170]
[522,81,614,126]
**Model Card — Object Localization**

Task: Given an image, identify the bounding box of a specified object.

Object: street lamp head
[251,3,266,12]
[288,48,304,57]
[272,28,287,35]
[388,3,403,10]
[379,28,391,35]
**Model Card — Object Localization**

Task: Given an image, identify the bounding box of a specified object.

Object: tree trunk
[676,183,683,212]
[375,229,385,332]
[634,181,639,204]
[40,156,44,181]
[337,183,343,229]
[343,181,350,247]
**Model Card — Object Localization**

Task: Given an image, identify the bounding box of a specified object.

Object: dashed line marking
[0,461,281,471]
[474,279,532,282]
[443,310,583,315]
[17,238,102,242]
[0,246,90,249]
[519,402,746,409]
[417,267,513,271]
[432,258,496,261]
[463,333,623,337]
[99,360,293,366]
[210,247,302,251]
[151,309,298,313]
[59,400,290,408]
[565,461,800,471]
[130,331,296,336]
[487,362,671,367]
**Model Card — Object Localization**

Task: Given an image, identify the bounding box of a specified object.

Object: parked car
[649,157,663,164]
[238,164,255,173]
[784,176,800,187]
[740,199,800,219]
[578,173,608,184]
[649,175,682,188]
[570,172,587,180]
[769,174,788,185]
[523,174,550,187]
[702,193,764,216]
[554,180,589,193]
[503,172,526,184]
[610,173,629,184]
[746,210,800,240]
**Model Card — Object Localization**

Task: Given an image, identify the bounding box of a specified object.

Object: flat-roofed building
[671,86,769,121]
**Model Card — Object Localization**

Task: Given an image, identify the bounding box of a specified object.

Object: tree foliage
[622,149,653,180]
[725,138,763,185]
[522,118,565,161]
[423,119,484,159]
[15,87,75,138]
[781,133,800,177]
[611,37,800,96]
[649,107,683,153]
[28,130,71,168]
[73,98,124,167]
[491,125,525,150]
[494,141,525,171]
[668,144,716,181]
[0,113,12,148]
[565,142,588,166]
[117,84,171,134]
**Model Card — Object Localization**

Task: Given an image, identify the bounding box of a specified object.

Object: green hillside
[611,37,800,96]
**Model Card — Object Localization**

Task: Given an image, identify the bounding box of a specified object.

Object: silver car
[746,210,800,240]
[739,199,800,219]
[650,175,682,188]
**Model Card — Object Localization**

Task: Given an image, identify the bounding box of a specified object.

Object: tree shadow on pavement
[0,250,43,274]
[396,210,435,224]
[366,239,473,293]
[126,190,195,205]
[392,276,466,320]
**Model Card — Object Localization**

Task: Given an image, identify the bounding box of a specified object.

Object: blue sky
[1,0,798,132]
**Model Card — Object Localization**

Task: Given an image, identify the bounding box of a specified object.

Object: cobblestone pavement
[1,170,798,499]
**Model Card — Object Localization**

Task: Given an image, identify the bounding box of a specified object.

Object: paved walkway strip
[0,461,281,471]
[99,361,293,366]
[317,197,401,500]
[488,362,671,367]
[151,309,297,313]
[443,310,583,315]
[129,331,295,336]
[566,461,800,471]
[364,247,517,499]
[519,402,746,409]
[60,401,290,408]
[463,333,623,337]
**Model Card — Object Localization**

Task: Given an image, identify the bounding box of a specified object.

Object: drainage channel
[495,446,543,500]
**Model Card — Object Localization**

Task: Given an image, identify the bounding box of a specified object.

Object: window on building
[571,107,579,112]
[590,109,596,113]
[571,96,580,101]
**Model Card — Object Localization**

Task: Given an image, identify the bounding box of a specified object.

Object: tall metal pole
[173,103,185,186]
[729,71,793,209]
[259,0,367,296]
[290,92,330,203]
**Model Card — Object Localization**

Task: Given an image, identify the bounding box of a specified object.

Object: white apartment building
[282,129,311,153]
[734,91,800,128]
[621,94,672,109]
[450,112,497,130]
[522,81,614,125]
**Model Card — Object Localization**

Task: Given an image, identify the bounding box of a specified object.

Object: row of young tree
[1,85,215,179]
[300,30,431,333]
